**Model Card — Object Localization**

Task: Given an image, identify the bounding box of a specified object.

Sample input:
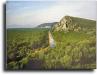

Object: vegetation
[50,31,96,69]
[7,28,49,69]
[6,16,96,70]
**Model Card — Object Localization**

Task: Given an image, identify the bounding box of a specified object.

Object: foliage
[7,28,49,69]
[7,25,96,70]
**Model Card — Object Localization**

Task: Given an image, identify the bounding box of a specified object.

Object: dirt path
[48,31,56,48]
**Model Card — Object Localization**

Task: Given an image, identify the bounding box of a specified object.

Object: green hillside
[6,16,96,70]
[70,16,96,30]
[49,16,96,69]
[52,16,96,32]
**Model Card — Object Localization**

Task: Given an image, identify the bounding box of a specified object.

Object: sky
[6,1,96,28]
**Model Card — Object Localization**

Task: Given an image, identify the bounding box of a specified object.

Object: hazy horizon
[6,1,96,28]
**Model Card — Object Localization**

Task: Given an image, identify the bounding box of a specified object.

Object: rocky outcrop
[52,16,81,32]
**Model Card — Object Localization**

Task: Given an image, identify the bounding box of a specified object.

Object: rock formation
[52,16,81,32]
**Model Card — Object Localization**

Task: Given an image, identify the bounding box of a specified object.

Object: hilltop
[52,16,96,32]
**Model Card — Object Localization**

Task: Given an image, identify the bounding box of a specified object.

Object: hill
[52,16,96,32]
[37,22,58,28]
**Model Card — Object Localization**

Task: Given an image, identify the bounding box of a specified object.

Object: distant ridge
[37,22,58,28]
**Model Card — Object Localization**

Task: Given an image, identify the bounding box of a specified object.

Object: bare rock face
[52,16,81,32]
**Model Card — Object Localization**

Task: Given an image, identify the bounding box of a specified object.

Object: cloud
[6,1,96,28]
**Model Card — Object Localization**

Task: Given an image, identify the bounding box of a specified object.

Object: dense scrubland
[6,16,96,70]
[7,28,49,69]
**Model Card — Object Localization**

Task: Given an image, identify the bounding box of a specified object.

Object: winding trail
[48,31,56,48]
